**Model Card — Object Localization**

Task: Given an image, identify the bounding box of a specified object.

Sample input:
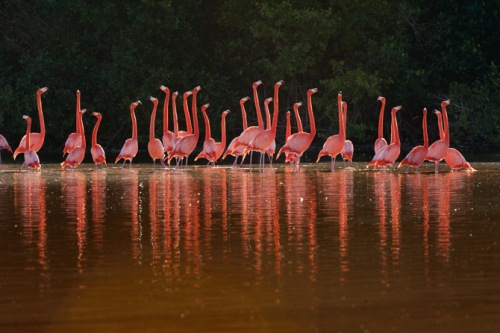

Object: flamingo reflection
[91,170,106,259]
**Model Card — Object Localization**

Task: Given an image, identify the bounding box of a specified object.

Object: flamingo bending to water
[90,112,106,167]
[61,109,87,170]
[148,97,165,167]
[398,108,428,173]
[115,101,141,167]
[21,115,40,170]
[13,87,48,159]
[277,88,318,171]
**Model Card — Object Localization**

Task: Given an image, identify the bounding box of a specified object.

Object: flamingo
[374,105,403,170]
[177,90,195,139]
[0,134,12,164]
[61,109,87,170]
[195,108,230,165]
[13,87,48,159]
[367,96,388,168]
[426,100,450,173]
[90,112,106,167]
[63,90,83,156]
[398,108,429,173]
[283,102,303,165]
[277,87,318,171]
[223,96,250,166]
[316,92,345,172]
[115,100,141,167]
[231,80,265,165]
[21,116,41,170]
[340,102,354,165]
[262,96,276,164]
[160,85,176,154]
[167,97,205,167]
[147,97,165,167]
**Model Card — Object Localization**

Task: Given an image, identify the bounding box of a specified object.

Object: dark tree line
[0,0,498,162]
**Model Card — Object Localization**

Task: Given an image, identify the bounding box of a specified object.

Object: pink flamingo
[426,100,450,173]
[367,96,388,168]
[223,96,250,166]
[168,98,205,167]
[246,80,284,171]
[0,134,12,164]
[21,115,41,170]
[213,110,230,163]
[160,85,176,154]
[283,102,303,165]
[177,90,195,139]
[277,88,318,171]
[115,100,141,167]
[63,90,83,156]
[90,112,106,167]
[340,102,354,165]
[195,108,230,165]
[13,87,48,159]
[147,97,165,167]
[374,105,403,170]
[231,81,265,165]
[398,108,429,173]
[61,109,87,170]
[316,92,345,172]
[263,96,276,164]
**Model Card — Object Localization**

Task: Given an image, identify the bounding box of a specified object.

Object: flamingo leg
[434,162,439,173]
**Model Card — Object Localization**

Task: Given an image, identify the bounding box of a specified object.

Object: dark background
[1,0,498,162]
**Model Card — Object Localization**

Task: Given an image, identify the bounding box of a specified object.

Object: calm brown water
[0,162,499,332]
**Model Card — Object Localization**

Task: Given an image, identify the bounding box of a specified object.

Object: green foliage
[0,0,498,160]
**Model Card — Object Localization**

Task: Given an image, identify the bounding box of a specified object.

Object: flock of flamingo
[0,81,475,173]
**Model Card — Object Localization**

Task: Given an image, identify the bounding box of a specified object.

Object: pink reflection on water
[91,170,106,260]
[373,171,389,282]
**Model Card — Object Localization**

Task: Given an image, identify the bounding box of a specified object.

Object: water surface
[0,162,499,332]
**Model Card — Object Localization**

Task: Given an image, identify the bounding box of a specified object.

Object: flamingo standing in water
[90,112,106,167]
[245,80,283,171]
[63,90,82,156]
[277,87,318,171]
[177,90,195,139]
[13,87,48,159]
[367,96,388,168]
[115,100,141,167]
[398,108,429,173]
[61,109,87,170]
[160,85,176,154]
[426,100,450,173]
[0,134,12,164]
[316,92,345,172]
[374,105,403,170]
[230,81,265,166]
[263,96,276,164]
[340,102,354,166]
[168,97,206,167]
[147,97,165,167]
[284,102,304,165]
[21,116,40,170]
[223,96,250,166]
[195,108,230,165]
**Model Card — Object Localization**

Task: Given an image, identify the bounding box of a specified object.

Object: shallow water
[0,162,499,332]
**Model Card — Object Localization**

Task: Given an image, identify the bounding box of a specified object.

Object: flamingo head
[38,87,48,94]
[150,96,158,105]
[265,97,272,106]
[160,85,170,93]
[394,105,402,112]
[222,110,230,117]
[193,86,201,94]
[240,96,250,105]
[423,108,427,116]
[308,88,318,96]
[201,103,210,113]
[183,90,193,98]
[253,80,262,88]
[23,115,31,121]
[276,80,284,87]
[294,102,302,111]
[172,91,179,99]
[377,96,385,102]
[92,112,102,119]
[434,110,441,115]
[442,99,451,108]
[80,108,87,115]
[131,101,141,110]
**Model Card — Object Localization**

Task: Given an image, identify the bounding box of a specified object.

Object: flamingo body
[115,101,141,166]
[62,109,87,170]
[444,148,475,172]
[90,112,106,166]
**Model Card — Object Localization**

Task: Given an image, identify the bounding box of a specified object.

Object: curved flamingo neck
[150,99,158,142]
[264,99,272,130]
[240,98,249,130]
[25,118,31,149]
[183,92,193,134]
[76,90,81,133]
[293,103,303,132]
[172,93,179,135]
[307,90,317,137]
[338,94,344,139]
[435,111,444,140]
[392,108,400,146]
[197,104,208,141]
[286,111,291,139]
[221,111,229,146]
[162,87,170,134]
[272,82,282,134]
[192,88,200,139]
[92,114,101,146]
[253,82,264,129]
[342,102,348,137]
[423,108,429,148]
[442,102,450,146]
[202,107,211,140]
[80,110,86,148]
[378,97,385,139]
[37,90,46,139]
[131,104,138,140]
